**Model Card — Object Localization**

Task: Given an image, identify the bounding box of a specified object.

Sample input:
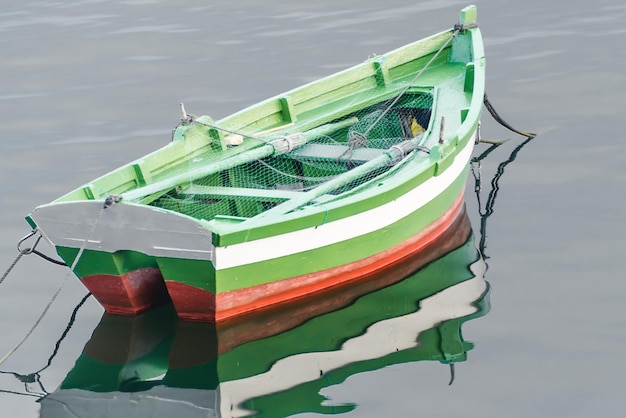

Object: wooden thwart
[288,143,387,163]
[181,185,302,202]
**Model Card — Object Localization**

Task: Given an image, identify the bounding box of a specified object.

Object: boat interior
[150,92,434,221]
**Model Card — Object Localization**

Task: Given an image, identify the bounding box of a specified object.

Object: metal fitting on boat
[17,229,41,255]
[103,194,122,209]
[387,140,429,164]
[179,103,195,125]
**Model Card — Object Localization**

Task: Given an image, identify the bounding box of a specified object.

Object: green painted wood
[60,167,466,294]
[208,62,471,245]
[82,185,96,200]
[287,143,387,162]
[132,161,151,186]
[121,117,358,203]
[27,7,486,309]
[279,96,296,123]
[156,257,216,293]
[460,5,478,25]
[208,151,439,246]
[56,247,158,277]
[243,153,395,222]
[214,172,467,292]
[373,59,390,87]
[464,62,476,92]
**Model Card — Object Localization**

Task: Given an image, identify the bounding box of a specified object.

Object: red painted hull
[166,190,467,322]
[81,268,170,315]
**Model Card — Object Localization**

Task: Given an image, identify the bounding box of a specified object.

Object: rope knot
[347,131,368,150]
[454,22,478,32]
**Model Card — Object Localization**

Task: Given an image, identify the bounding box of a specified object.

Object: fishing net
[147,91,433,222]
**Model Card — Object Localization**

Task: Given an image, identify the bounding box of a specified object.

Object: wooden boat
[25,6,485,322]
[38,225,490,417]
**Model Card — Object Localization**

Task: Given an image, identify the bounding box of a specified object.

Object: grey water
[1,0,625,416]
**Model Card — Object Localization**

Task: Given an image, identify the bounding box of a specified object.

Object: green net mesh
[149,92,433,222]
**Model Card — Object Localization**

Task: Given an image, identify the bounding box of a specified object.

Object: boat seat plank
[288,143,387,163]
[181,185,302,202]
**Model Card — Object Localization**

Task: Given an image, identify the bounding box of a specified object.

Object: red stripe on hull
[169,190,467,322]
[216,208,471,349]
[164,281,216,320]
[82,268,170,315]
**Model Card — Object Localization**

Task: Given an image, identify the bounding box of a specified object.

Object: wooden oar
[121,117,358,203]
[244,136,426,223]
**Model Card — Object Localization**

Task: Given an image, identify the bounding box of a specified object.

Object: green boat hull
[26,6,485,321]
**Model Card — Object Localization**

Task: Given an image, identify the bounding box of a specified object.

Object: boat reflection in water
[38,209,489,417]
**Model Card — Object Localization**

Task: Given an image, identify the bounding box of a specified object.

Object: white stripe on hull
[215,133,475,269]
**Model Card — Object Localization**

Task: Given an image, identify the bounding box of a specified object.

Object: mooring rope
[0,250,28,286]
[30,250,67,267]
[192,119,270,144]
[1,230,67,287]
[0,208,105,366]
[360,26,463,140]
[483,92,536,139]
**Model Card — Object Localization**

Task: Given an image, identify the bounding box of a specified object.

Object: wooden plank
[464,62,475,92]
[82,184,97,200]
[383,32,451,70]
[374,60,390,87]
[181,185,303,202]
[289,143,387,163]
[279,96,297,123]
[132,161,151,186]
[460,5,477,25]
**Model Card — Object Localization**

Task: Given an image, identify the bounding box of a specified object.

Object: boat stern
[27,200,216,315]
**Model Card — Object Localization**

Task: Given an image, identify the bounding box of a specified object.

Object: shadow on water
[0,136,534,417]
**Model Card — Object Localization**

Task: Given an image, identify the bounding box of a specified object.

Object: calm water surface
[1,0,625,416]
